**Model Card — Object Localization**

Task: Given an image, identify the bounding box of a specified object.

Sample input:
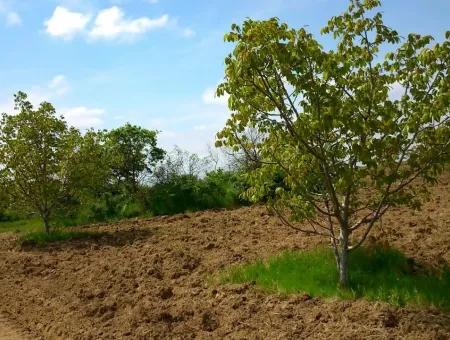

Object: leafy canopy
[106,123,165,190]
[0,92,80,231]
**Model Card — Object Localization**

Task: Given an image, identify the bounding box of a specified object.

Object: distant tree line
[0,92,251,233]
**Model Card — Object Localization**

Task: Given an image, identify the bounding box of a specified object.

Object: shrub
[146,170,246,216]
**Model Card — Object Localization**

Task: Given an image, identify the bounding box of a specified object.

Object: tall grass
[219,246,450,310]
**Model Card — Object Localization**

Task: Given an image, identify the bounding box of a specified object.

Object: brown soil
[0,314,28,340]
[0,173,449,339]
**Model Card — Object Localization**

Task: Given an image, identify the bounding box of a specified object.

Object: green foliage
[51,190,146,227]
[0,174,10,221]
[147,175,200,215]
[0,218,42,234]
[145,148,248,215]
[216,0,450,286]
[0,92,246,232]
[106,123,165,192]
[19,230,104,247]
[0,92,81,232]
[219,246,450,310]
[204,169,247,206]
[222,127,264,172]
[0,194,13,222]
[68,130,112,198]
[119,199,145,219]
[0,210,19,223]
[146,170,244,215]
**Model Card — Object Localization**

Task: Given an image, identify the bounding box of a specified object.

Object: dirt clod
[182,256,200,271]
[381,309,399,328]
[159,287,174,300]
[158,312,174,323]
[201,311,219,332]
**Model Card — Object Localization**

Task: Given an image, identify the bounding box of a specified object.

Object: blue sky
[0,0,449,154]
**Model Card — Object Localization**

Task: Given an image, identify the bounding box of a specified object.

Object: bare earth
[0,314,28,340]
[0,173,449,339]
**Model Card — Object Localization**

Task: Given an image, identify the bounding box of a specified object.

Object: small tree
[0,92,80,233]
[106,123,165,192]
[216,0,450,287]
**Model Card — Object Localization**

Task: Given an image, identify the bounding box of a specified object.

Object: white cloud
[167,17,195,39]
[44,6,91,40]
[29,75,70,104]
[182,27,195,38]
[88,6,169,40]
[48,75,70,96]
[202,87,229,106]
[0,1,21,27]
[6,11,21,26]
[43,5,192,42]
[61,106,105,128]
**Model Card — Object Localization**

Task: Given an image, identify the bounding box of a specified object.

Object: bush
[54,190,147,227]
[0,209,20,222]
[146,170,247,216]
[146,174,204,215]
[0,188,19,222]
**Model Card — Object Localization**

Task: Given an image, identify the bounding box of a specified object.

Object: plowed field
[1,173,449,339]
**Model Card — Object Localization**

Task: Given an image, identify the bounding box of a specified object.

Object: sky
[0,0,449,155]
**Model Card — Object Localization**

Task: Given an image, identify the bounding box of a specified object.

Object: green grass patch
[218,246,450,310]
[19,230,104,247]
[0,218,43,234]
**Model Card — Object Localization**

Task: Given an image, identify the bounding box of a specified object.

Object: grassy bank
[218,246,450,310]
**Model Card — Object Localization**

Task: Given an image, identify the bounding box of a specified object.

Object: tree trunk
[337,227,349,288]
[42,212,50,234]
[338,245,349,288]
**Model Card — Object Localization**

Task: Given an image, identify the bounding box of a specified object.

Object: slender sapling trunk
[334,224,350,288]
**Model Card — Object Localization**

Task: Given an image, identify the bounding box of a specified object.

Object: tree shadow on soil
[19,228,154,251]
